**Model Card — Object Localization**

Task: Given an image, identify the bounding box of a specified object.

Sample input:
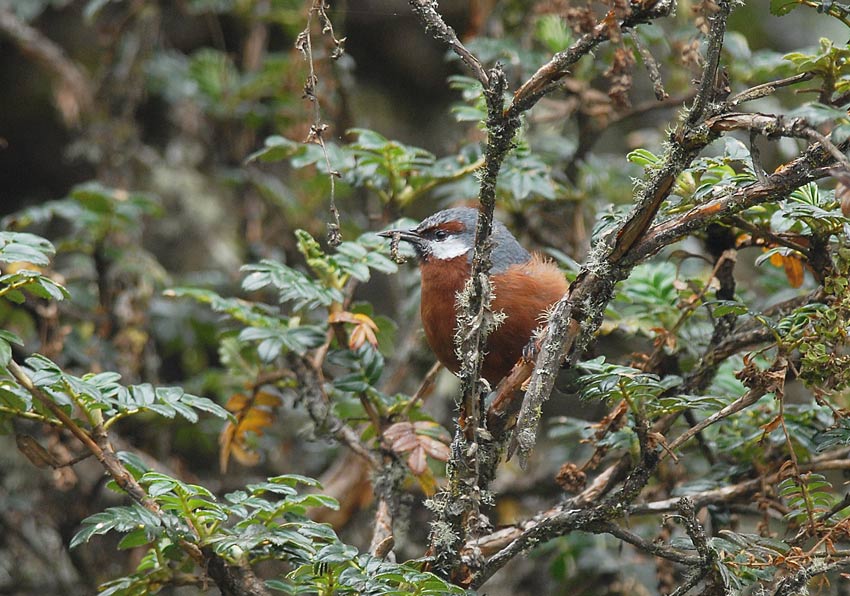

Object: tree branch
[628,138,845,265]
[407,0,489,86]
[511,0,734,465]
[285,353,380,468]
[510,0,675,115]
[0,8,94,125]
[7,360,270,596]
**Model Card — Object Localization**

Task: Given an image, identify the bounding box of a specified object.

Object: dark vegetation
[2,0,850,594]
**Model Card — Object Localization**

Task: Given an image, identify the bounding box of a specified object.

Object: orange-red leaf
[760,414,782,434]
[735,233,752,248]
[384,420,451,472]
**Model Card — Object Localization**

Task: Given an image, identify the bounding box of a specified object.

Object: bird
[380,207,568,386]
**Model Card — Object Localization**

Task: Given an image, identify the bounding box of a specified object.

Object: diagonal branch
[511,0,734,465]
[407,0,489,86]
[0,8,93,125]
[6,360,270,596]
[627,137,846,266]
[510,0,675,115]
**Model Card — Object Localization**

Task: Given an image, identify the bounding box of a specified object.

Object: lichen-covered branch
[511,0,734,466]
[406,0,489,86]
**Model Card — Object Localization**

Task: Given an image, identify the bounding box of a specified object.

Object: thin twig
[297,0,344,245]
[406,0,489,87]
[707,111,850,172]
[686,0,731,126]
[590,520,700,565]
[664,386,768,456]
[286,353,380,468]
[510,0,675,115]
[401,361,442,416]
[629,30,668,101]
[724,72,815,110]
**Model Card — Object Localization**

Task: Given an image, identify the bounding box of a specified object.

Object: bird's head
[379,207,530,273]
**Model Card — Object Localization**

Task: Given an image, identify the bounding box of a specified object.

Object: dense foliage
[2,0,850,594]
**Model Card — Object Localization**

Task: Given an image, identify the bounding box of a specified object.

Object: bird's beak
[377,228,422,246]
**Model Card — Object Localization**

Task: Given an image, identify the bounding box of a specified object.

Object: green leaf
[70,504,162,548]
[267,474,323,488]
[0,232,55,265]
[241,260,343,310]
[0,340,11,369]
[627,148,661,167]
[71,182,117,213]
[0,330,23,347]
[709,300,750,317]
[117,528,152,550]
[770,0,800,15]
[536,14,572,53]
[246,135,301,164]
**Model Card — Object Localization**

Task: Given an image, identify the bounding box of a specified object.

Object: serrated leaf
[770,0,800,16]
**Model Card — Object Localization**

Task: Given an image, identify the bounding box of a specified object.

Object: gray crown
[415,207,530,274]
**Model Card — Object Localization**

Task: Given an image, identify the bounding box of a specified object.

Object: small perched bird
[380,207,568,385]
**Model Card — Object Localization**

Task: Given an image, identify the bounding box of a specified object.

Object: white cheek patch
[430,237,470,260]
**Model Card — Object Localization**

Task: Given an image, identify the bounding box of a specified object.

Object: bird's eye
[433,229,449,241]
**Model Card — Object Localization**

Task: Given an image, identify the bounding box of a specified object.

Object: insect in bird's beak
[378,228,420,263]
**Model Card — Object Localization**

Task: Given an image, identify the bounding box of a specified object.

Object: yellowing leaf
[783,255,804,288]
[254,390,283,407]
[219,389,282,472]
[735,233,752,248]
[416,467,438,496]
[328,311,380,350]
[225,393,251,411]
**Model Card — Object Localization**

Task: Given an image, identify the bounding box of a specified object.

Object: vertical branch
[409,0,682,581]
[407,1,523,578]
[296,0,346,245]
